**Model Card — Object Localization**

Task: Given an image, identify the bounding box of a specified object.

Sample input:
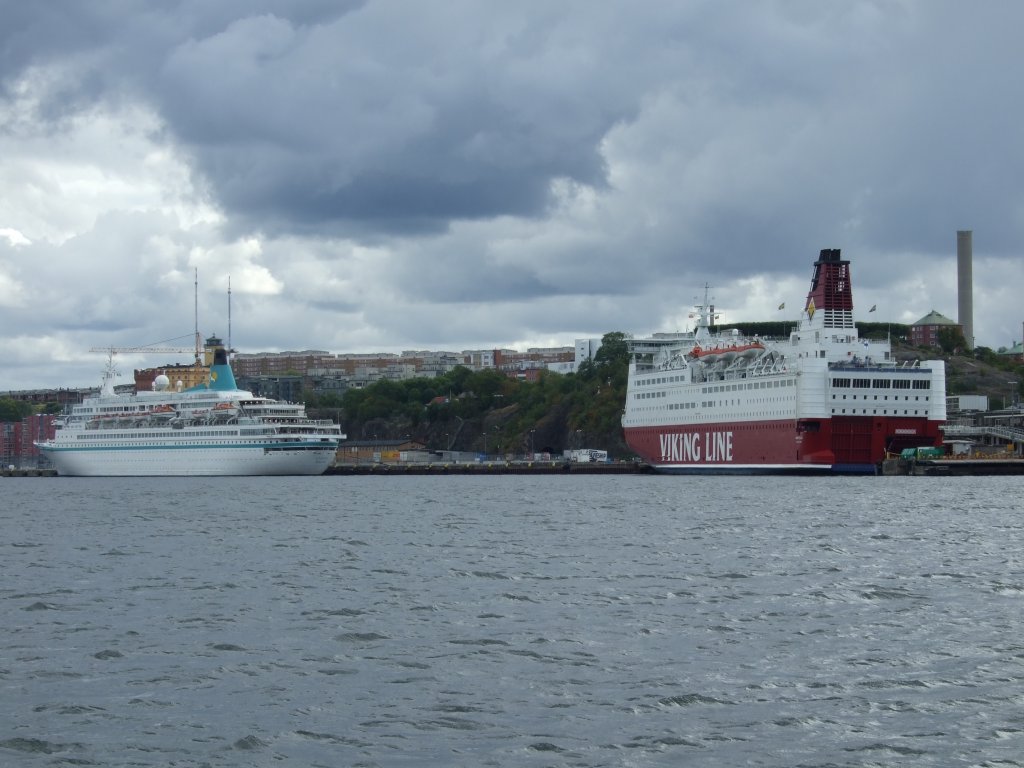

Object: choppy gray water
[2,475,1023,767]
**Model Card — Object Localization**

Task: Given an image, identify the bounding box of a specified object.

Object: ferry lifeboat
[690,342,764,363]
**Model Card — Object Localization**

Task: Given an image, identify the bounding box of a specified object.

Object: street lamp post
[488,425,499,458]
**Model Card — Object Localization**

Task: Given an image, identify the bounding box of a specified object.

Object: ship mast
[194,268,201,366]
[692,284,720,342]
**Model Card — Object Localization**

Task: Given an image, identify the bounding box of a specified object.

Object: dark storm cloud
[5,1,1024,391]
[2,1,639,237]
[7,1,1024,259]
[151,6,624,236]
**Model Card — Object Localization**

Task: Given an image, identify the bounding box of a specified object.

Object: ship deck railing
[76,416,337,429]
[828,360,932,372]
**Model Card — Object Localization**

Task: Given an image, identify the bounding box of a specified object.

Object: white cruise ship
[36,347,343,476]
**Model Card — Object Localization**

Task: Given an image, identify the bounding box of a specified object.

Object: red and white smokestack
[805,248,853,327]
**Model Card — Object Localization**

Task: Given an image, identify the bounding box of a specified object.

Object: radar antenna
[194,268,201,365]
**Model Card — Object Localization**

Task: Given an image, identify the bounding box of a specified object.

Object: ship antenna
[194,267,201,367]
[228,275,232,360]
[100,351,119,396]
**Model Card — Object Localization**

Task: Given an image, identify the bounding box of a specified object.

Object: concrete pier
[1,467,58,477]
[326,461,651,476]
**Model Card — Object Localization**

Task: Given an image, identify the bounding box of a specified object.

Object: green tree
[445,365,473,395]
[576,359,597,380]
[937,326,968,355]
[593,331,629,369]
[464,368,507,405]
[0,398,33,422]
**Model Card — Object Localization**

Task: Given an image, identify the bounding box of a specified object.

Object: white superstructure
[37,349,343,476]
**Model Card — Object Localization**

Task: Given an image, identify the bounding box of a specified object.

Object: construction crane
[87,337,205,395]
[89,333,202,364]
[88,344,198,359]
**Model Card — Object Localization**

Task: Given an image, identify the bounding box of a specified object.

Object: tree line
[304,332,631,455]
[0,398,36,422]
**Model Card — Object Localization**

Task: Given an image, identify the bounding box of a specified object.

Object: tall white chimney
[957,230,974,349]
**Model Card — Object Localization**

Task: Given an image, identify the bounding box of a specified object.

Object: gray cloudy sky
[3,1,1023,390]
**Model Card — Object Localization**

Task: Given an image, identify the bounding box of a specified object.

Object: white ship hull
[43,441,337,477]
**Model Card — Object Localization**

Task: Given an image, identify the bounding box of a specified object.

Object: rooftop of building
[913,310,959,327]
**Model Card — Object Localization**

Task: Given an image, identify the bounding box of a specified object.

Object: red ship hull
[624,415,943,474]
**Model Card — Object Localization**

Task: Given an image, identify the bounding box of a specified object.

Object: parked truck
[567,449,609,463]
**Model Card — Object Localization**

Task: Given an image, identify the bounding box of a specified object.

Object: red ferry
[622,249,946,473]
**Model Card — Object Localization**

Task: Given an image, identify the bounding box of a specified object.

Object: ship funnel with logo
[805,248,854,330]
[207,347,238,391]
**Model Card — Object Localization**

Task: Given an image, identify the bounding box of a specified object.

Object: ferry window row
[636,377,797,391]
[637,375,686,386]
[635,379,796,400]
[833,394,929,402]
[702,379,794,394]
[833,408,925,416]
[831,377,930,390]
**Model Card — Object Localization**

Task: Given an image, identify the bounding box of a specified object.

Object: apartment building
[0,414,56,467]
[910,311,962,348]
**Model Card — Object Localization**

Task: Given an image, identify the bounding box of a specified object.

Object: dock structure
[326,461,651,476]
[883,457,1024,476]
[1,467,58,478]
[883,423,1024,473]
[2,462,647,478]
[942,422,1024,454]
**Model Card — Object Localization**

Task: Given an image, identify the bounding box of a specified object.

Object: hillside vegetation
[306,332,632,458]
